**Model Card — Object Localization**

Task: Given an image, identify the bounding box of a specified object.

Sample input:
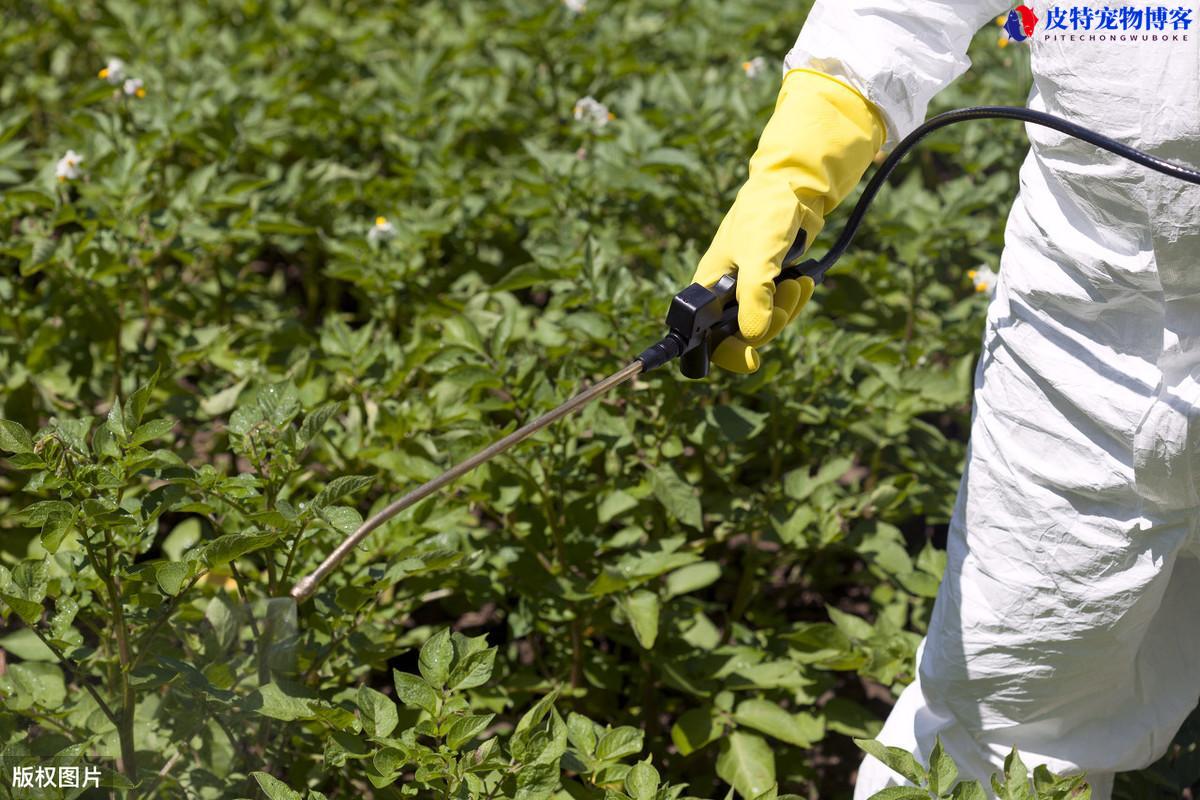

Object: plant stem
[25,624,119,728]
[141,750,183,799]
[569,619,584,690]
[101,529,139,794]
[228,562,262,639]
[278,522,311,588]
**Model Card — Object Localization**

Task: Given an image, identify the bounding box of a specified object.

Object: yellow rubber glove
[693,68,886,373]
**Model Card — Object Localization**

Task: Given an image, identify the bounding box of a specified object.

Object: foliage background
[0,0,1195,798]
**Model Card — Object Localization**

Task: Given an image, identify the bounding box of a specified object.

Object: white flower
[122,77,146,98]
[573,96,614,128]
[55,150,84,182]
[968,265,999,297]
[367,216,396,244]
[98,58,126,85]
[562,0,586,12]
[742,57,768,79]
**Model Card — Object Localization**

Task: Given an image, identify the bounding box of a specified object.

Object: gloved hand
[693,68,886,373]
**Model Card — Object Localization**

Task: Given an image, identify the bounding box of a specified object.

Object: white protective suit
[784,1,1200,797]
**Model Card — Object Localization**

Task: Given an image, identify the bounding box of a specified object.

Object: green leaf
[205,594,239,652]
[314,474,373,508]
[716,731,776,799]
[6,662,66,709]
[163,518,203,561]
[298,402,340,446]
[446,713,494,749]
[52,417,91,454]
[827,606,876,642]
[252,772,303,800]
[665,561,722,598]
[447,647,496,690]
[321,505,363,534]
[125,371,158,431]
[200,378,249,417]
[866,789,929,800]
[566,712,599,756]
[671,706,724,756]
[854,739,928,787]
[624,590,660,649]
[0,628,54,661]
[130,418,174,446]
[202,532,278,567]
[155,561,190,596]
[515,690,560,735]
[597,490,638,524]
[0,593,42,624]
[514,761,559,800]
[253,682,317,721]
[732,699,824,748]
[950,782,988,800]
[418,627,454,688]
[928,736,957,796]
[596,726,643,761]
[651,466,702,529]
[357,685,398,738]
[823,698,882,739]
[258,381,302,426]
[21,500,76,553]
[442,315,488,356]
[997,748,1032,800]
[107,398,127,440]
[0,420,33,453]
[709,405,767,442]
[393,670,438,715]
[625,759,660,800]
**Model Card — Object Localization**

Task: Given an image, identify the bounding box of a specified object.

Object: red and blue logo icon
[1004,4,1041,40]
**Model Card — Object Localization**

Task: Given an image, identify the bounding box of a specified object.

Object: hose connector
[636,332,686,372]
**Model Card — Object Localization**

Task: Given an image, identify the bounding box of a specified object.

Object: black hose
[647,106,1200,376]
[809,106,1200,276]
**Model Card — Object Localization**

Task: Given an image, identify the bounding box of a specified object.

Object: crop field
[0,1,1197,798]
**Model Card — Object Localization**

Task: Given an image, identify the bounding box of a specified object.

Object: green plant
[6,0,1184,798]
[248,626,699,799]
[856,738,1091,800]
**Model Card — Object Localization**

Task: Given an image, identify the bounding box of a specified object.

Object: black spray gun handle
[637,231,828,379]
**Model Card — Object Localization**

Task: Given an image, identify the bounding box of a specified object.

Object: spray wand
[290,105,1200,604]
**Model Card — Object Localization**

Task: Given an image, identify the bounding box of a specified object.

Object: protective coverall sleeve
[784,0,1014,147]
